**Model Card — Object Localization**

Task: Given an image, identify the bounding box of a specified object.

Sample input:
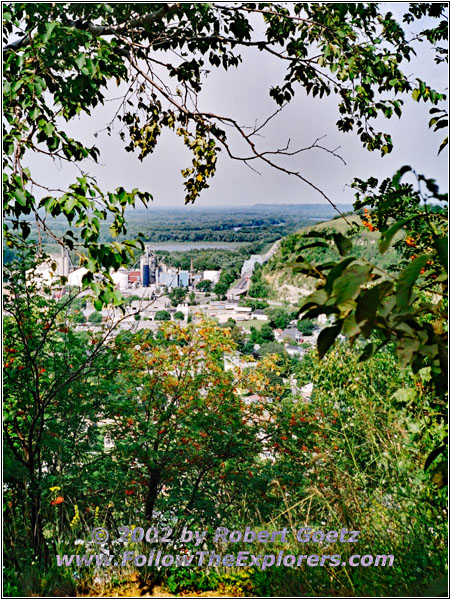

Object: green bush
[296,319,314,335]
[155,310,171,321]
[73,311,86,324]
[88,311,103,324]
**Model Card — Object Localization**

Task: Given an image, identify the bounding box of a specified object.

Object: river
[148,242,243,252]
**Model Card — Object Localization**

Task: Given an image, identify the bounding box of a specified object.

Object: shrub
[155,310,171,321]
[88,311,103,324]
[297,319,314,335]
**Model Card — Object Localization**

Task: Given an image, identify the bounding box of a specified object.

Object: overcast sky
[25,2,448,211]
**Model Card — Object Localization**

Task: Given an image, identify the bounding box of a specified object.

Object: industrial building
[39,245,212,294]
[135,246,191,290]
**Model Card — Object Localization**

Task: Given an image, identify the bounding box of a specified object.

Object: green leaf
[299,289,328,311]
[379,217,412,253]
[317,322,342,359]
[392,165,412,188]
[396,337,420,367]
[396,255,431,307]
[65,196,78,213]
[332,263,372,304]
[435,237,448,273]
[424,441,448,472]
[75,54,86,70]
[42,21,57,43]
[355,284,383,324]
[342,312,360,337]
[325,257,356,293]
[12,189,27,206]
[332,233,352,256]
[391,387,417,405]
[358,342,375,362]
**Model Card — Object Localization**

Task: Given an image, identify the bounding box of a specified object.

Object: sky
[24,2,448,211]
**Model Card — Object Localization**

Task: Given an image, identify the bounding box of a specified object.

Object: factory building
[202,270,221,285]
[138,246,190,289]
[140,246,158,286]
[157,269,189,289]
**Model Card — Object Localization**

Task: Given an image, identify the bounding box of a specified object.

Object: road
[227,238,282,298]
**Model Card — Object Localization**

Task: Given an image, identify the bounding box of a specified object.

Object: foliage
[258,341,287,357]
[240,298,269,311]
[251,323,275,345]
[214,269,238,299]
[168,287,187,307]
[124,294,141,305]
[295,170,447,387]
[4,3,447,304]
[3,3,448,596]
[297,319,315,335]
[265,306,296,329]
[196,280,212,292]
[173,311,185,321]
[3,255,447,596]
[249,264,271,299]
[291,169,448,479]
[102,320,288,523]
[3,250,119,558]
[88,311,103,324]
[188,291,196,306]
[154,310,171,321]
[200,345,447,597]
[72,311,86,324]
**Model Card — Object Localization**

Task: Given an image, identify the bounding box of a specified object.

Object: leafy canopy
[3,2,447,303]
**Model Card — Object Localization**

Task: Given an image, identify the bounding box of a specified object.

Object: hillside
[263,214,398,304]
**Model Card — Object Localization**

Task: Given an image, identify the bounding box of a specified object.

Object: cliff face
[261,215,386,305]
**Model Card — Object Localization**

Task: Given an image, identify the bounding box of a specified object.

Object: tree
[297,319,314,335]
[241,298,269,311]
[221,319,246,351]
[154,310,171,321]
[196,280,213,293]
[266,307,295,330]
[297,171,447,383]
[248,264,271,299]
[213,281,228,299]
[173,311,185,320]
[188,291,196,306]
[107,321,280,522]
[168,287,187,307]
[88,311,103,324]
[73,311,86,324]
[3,251,119,559]
[4,3,446,304]
[294,169,447,473]
[250,323,275,345]
[213,270,236,299]
[241,339,256,356]
[259,341,287,357]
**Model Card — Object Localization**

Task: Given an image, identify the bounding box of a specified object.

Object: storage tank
[142,263,150,287]
[68,267,88,287]
[140,245,156,287]
[112,268,129,290]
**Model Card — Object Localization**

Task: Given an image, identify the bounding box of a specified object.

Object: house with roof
[252,309,269,321]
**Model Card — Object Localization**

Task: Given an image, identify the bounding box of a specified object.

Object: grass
[240,319,266,331]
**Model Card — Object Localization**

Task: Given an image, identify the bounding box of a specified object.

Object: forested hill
[4,203,353,260]
[262,215,401,303]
